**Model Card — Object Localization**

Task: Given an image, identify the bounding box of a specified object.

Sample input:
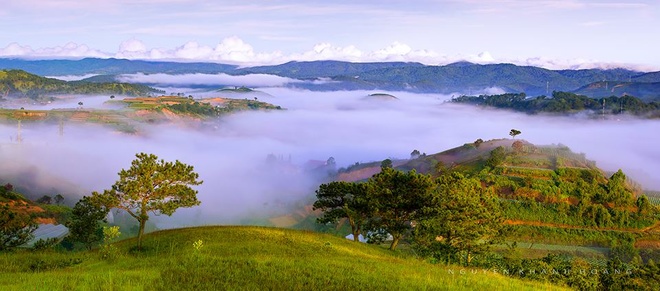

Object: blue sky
[1,0,658,69]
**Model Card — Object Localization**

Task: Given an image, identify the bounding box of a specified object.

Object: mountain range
[1,58,659,101]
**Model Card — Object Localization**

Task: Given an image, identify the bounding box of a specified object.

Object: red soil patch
[0,201,57,224]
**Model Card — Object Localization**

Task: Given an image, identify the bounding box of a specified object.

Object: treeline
[0,69,162,98]
[314,165,503,260]
[451,92,660,116]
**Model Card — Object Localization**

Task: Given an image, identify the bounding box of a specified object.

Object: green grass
[0,226,567,290]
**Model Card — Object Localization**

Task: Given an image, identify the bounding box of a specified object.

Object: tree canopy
[96,153,203,249]
[66,195,110,250]
[1,205,37,251]
[509,129,521,139]
[414,172,503,266]
[313,181,369,242]
[366,167,436,250]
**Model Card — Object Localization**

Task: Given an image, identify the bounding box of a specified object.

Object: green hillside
[0,226,566,290]
[451,92,660,117]
[0,69,162,98]
[327,139,660,257]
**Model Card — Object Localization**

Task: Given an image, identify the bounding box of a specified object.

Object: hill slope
[0,69,161,98]
[572,81,660,101]
[0,226,565,290]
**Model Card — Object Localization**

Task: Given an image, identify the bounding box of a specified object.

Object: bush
[32,238,59,251]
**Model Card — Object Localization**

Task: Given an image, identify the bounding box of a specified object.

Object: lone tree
[97,153,203,249]
[410,150,421,159]
[313,181,370,242]
[36,195,52,205]
[509,129,521,139]
[380,159,393,169]
[54,194,65,205]
[1,205,37,251]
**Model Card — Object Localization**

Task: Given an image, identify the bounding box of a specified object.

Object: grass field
[0,226,568,290]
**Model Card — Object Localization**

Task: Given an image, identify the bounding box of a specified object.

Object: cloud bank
[2,37,656,71]
[0,85,657,229]
[117,73,300,87]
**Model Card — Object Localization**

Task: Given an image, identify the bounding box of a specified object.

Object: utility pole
[59,119,64,137]
[17,120,22,143]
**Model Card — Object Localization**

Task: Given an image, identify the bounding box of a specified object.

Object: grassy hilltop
[0,226,565,290]
[0,95,282,133]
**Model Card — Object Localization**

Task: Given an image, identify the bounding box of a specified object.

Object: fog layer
[0,85,658,228]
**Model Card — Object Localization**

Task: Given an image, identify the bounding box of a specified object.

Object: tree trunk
[137,218,146,250]
[352,229,361,242]
[348,217,360,242]
[389,236,400,250]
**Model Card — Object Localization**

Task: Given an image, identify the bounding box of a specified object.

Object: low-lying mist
[0,83,658,229]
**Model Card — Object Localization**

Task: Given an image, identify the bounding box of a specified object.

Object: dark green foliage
[54,194,64,205]
[486,146,507,168]
[0,205,37,251]
[380,159,392,169]
[32,237,59,251]
[366,168,436,250]
[410,149,421,159]
[414,172,503,266]
[0,69,161,98]
[452,91,659,116]
[636,195,652,214]
[168,101,220,116]
[66,195,109,250]
[0,184,24,202]
[609,240,640,263]
[509,129,521,139]
[36,195,52,205]
[603,170,634,206]
[97,153,203,249]
[28,257,84,272]
[313,181,369,242]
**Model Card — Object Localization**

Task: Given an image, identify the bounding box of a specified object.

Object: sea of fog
[0,77,658,228]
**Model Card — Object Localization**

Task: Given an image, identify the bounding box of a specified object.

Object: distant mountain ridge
[2,58,660,100]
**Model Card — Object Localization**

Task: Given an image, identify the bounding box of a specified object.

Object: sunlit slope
[0,226,567,290]
[0,69,160,97]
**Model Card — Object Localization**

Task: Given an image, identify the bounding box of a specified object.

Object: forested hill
[3,58,660,99]
[0,69,162,98]
[0,58,237,76]
[451,91,660,118]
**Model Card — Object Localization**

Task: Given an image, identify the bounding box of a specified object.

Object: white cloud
[46,74,99,81]
[1,37,657,71]
[0,42,108,58]
[117,73,300,87]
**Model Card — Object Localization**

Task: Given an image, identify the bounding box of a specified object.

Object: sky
[1,0,659,69]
